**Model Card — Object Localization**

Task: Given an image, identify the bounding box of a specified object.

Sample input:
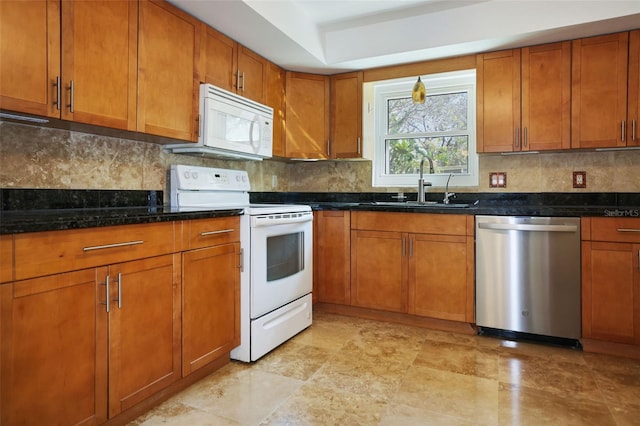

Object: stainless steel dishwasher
[475,215,581,342]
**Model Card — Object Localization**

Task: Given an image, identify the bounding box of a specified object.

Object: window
[372,70,477,188]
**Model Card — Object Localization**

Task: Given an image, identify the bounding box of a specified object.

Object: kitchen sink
[366,201,471,208]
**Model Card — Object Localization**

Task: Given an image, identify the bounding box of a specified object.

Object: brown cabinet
[266,62,286,157]
[571,33,630,149]
[628,30,640,145]
[315,211,351,305]
[2,222,180,422]
[350,212,474,321]
[330,72,363,158]
[0,235,12,283]
[181,217,240,376]
[203,25,267,103]
[0,0,138,130]
[477,42,571,153]
[285,72,330,159]
[582,217,640,345]
[138,0,201,141]
[1,268,108,425]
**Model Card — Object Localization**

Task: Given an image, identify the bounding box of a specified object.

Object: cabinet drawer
[1,235,13,283]
[588,217,640,243]
[14,222,176,280]
[182,217,240,250]
[352,211,469,236]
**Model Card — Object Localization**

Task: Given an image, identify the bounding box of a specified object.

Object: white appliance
[165,84,273,161]
[169,164,313,362]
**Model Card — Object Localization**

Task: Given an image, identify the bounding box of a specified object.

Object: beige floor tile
[380,403,477,426]
[129,400,241,426]
[172,369,304,425]
[414,340,499,380]
[584,352,640,407]
[252,340,333,381]
[289,316,361,351]
[498,352,603,402]
[394,364,499,425]
[498,383,616,426]
[260,382,387,425]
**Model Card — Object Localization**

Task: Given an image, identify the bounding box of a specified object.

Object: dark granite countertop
[1,189,638,235]
[0,189,242,235]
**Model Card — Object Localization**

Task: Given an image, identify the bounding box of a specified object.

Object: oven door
[250,213,313,318]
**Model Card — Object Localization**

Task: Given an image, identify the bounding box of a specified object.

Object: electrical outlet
[271,175,278,189]
[573,171,586,188]
[489,172,507,188]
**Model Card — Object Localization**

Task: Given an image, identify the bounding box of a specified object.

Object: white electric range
[170,164,313,362]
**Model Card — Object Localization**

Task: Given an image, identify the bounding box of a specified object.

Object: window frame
[372,69,478,188]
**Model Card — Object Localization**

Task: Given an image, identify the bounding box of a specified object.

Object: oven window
[266,232,304,281]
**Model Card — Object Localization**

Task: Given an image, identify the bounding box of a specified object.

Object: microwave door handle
[250,115,260,151]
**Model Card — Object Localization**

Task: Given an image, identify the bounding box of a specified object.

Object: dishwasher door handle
[478,223,578,232]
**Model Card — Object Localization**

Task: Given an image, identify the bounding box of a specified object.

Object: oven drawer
[182,217,240,250]
[14,222,176,280]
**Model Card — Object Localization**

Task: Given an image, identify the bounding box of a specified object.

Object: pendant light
[412,76,426,104]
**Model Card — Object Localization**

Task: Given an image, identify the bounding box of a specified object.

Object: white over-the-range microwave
[165,84,274,160]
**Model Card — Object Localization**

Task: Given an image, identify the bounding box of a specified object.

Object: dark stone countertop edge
[0,208,243,235]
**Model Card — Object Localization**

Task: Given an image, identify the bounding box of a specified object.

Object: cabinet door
[138,0,201,141]
[330,72,363,158]
[316,211,351,305]
[1,269,108,425]
[237,46,267,103]
[107,254,180,418]
[266,61,286,157]
[582,241,640,344]
[521,42,571,151]
[476,49,521,152]
[629,30,640,146]
[60,0,137,130]
[203,25,237,93]
[285,72,330,159]
[0,0,60,117]
[182,243,240,375]
[572,32,629,149]
[351,230,407,312]
[408,234,474,322]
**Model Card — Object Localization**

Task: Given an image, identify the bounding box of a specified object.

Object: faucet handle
[443,192,456,204]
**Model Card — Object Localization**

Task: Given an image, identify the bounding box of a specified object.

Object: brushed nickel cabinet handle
[401,237,406,257]
[68,80,74,113]
[514,127,520,149]
[241,72,245,92]
[633,120,637,143]
[101,275,111,313]
[53,76,61,110]
[83,240,144,252]
[116,272,122,309]
[236,70,240,90]
[524,127,528,148]
[409,238,413,257]
[200,229,235,236]
[357,137,361,155]
[617,228,640,233]
[239,248,244,271]
[622,120,626,142]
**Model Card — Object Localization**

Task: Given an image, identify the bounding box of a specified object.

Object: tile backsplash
[1,122,639,194]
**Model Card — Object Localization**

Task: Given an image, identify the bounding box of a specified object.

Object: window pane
[388,92,468,134]
[386,136,469,175]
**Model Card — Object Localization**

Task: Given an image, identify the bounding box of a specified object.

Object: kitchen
[2,0,640,425]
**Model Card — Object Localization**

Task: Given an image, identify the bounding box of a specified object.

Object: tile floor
[129,311,640,426]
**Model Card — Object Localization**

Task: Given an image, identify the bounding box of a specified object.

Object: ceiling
[168,0,640,74]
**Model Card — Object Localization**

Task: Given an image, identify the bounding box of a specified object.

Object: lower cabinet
[0,254,181,424]
[349,212,475,322]
[1,269,108,425]
[582,217,640,346]
[182,243,240,375]
[315,210,351,305]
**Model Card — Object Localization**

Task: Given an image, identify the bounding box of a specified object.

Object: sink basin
[367,201,470,208]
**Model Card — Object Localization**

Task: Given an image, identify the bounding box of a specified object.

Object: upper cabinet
[0,0,138,130]
[266,62,286,157]
[203,25,267,103]
[285,72,330,159]
[137,0,201,142]
[627,30,640,146]
[330,72,363,158]
[477,41,571,153]
[571,33,629,149]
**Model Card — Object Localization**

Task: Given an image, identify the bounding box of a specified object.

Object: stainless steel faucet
[443,173,456,204]
[417,157,434,203]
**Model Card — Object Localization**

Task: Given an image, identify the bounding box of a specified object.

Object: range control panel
[170,164,250,192]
